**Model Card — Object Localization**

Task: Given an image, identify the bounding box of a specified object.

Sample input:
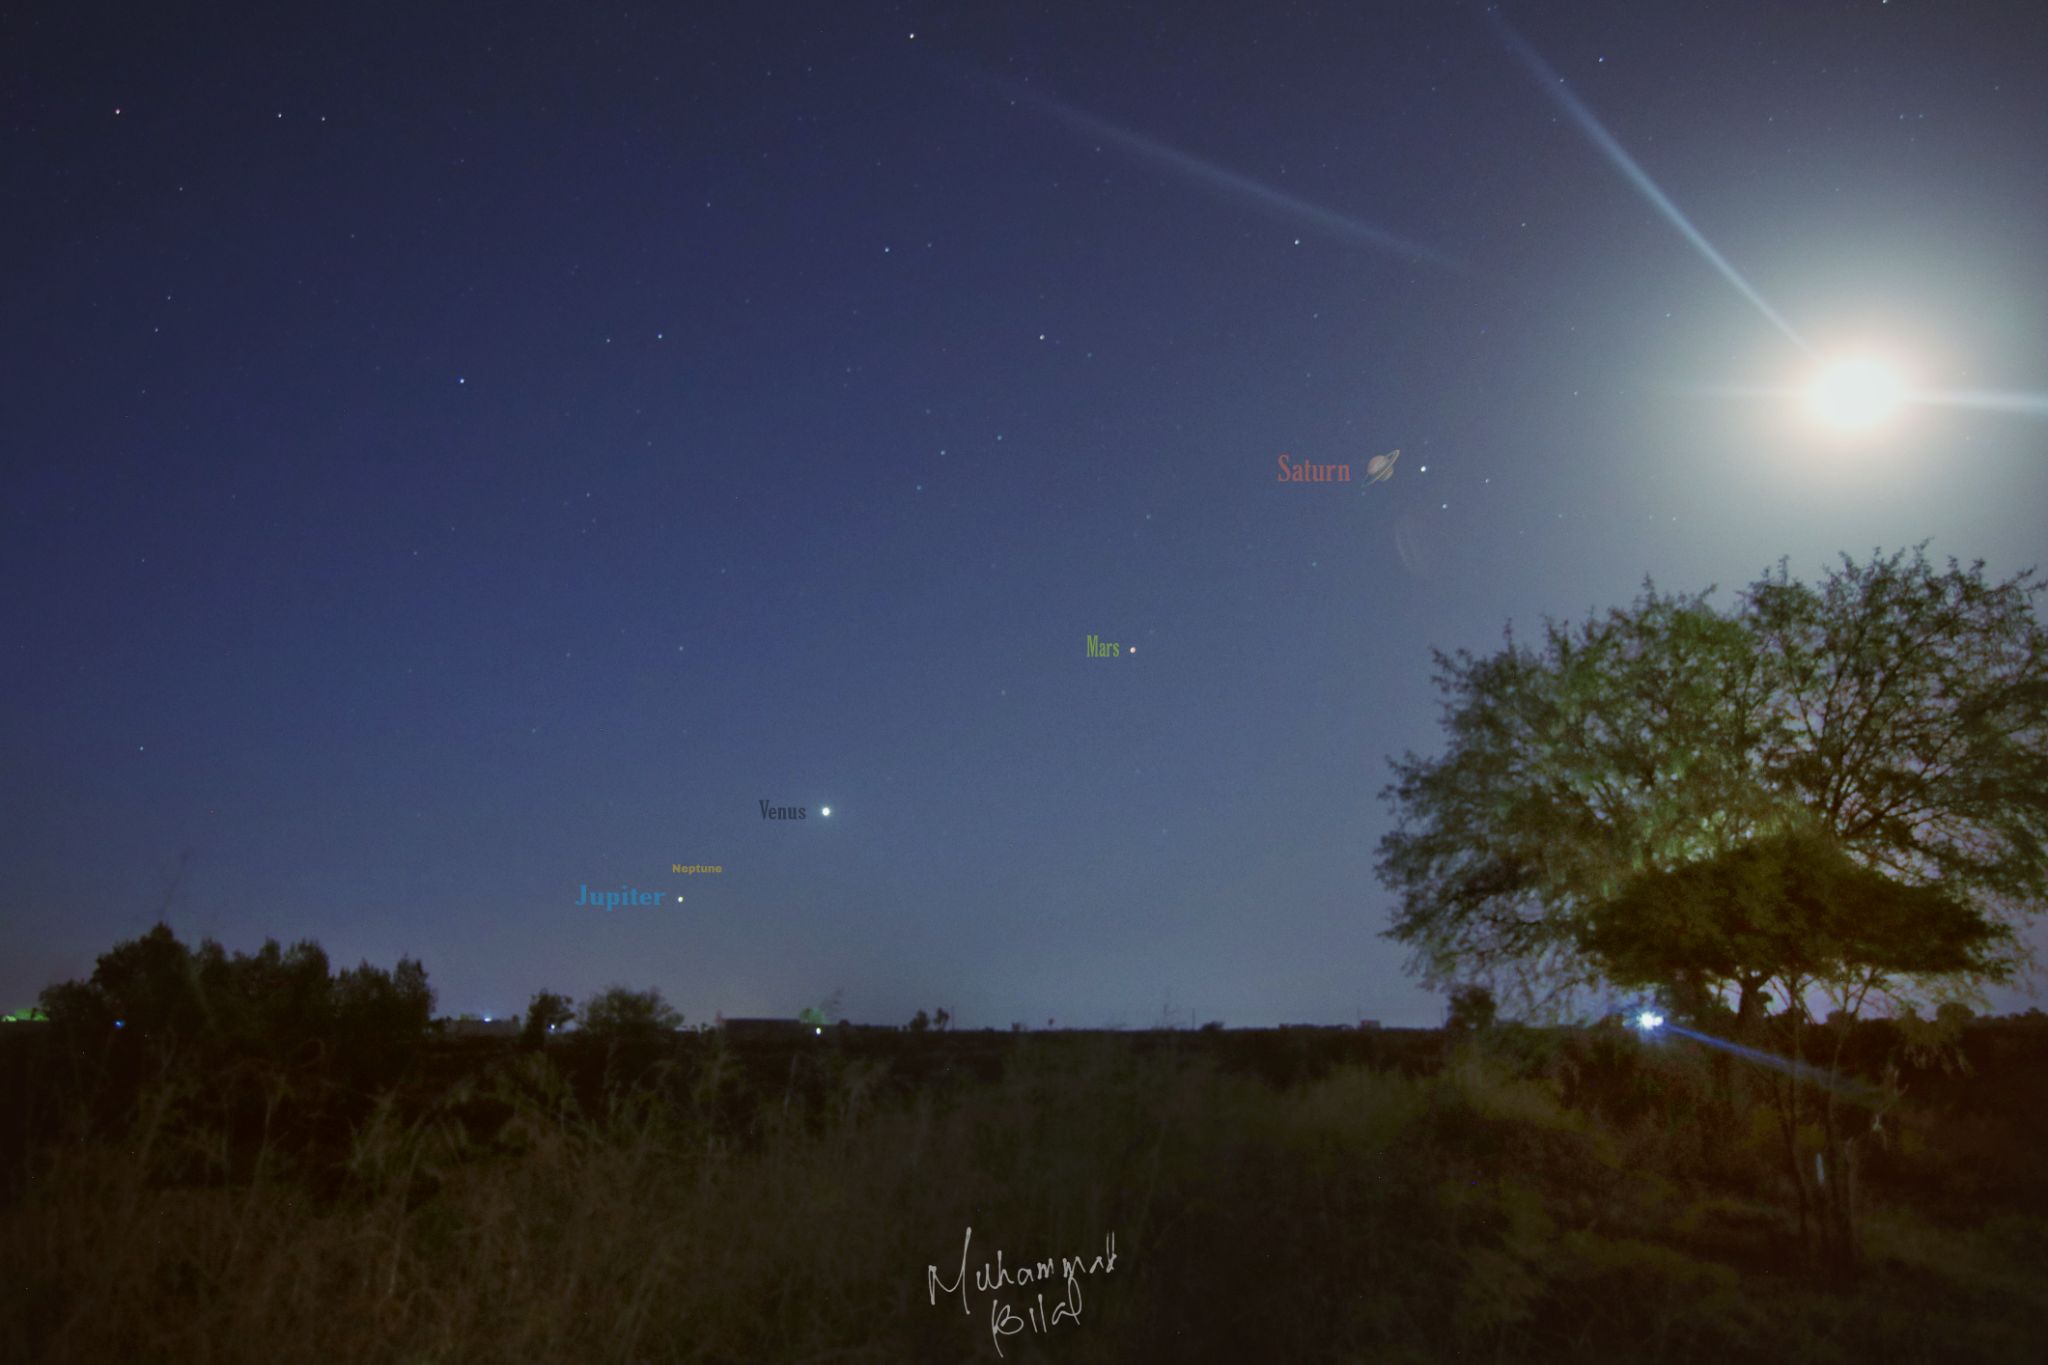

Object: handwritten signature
[926,1226,1119,1357]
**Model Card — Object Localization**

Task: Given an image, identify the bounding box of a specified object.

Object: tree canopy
[1582,824,2015,1024]
[37,922,435,1067]
[577,985,682,1043]
[1378,545,2048,1019]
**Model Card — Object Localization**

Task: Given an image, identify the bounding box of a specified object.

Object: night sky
[6,1,2045,1029]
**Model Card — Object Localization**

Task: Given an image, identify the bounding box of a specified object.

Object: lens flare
[1656,1022,1889,1105]
[946,63,1462,271]
[1491,15,1812,356]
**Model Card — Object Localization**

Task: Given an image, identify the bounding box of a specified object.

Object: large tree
[1378,545,2048,1019]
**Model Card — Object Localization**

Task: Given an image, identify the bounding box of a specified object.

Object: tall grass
[2,1035,2041,1363]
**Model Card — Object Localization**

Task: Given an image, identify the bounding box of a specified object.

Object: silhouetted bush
[577,986,681,1044]
[520,990,574,1048]
[1447,983,1499,1031]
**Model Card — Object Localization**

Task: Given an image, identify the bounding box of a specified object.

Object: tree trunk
[1815,1012,1864,1277]
[1776,1072,1808,1248]
[1817,1086,1863,1276]
[1736,976,1767,1038]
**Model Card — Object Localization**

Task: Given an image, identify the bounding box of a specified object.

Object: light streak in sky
[1490,15,1814,357]
[1908,387,2048,418]
[1673,380,2048,421]
[957,65,1464,272]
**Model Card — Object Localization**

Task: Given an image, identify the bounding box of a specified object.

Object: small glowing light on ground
[1636,1010,1665,1031]
[1803,354,1909,431]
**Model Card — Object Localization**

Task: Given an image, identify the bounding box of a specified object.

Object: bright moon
[1803,354,1909,431]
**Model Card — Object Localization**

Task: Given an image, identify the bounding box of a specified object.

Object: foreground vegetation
[4,1009,2044,1363]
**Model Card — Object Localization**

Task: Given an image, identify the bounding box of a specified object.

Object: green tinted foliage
[1584,826,2014,1005]
[1380,546,2048,1016]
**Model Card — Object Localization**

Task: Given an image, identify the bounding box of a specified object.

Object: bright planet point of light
[1803,355,1909,431]
[1636,1010,1665,1031]
[821,806,830,817]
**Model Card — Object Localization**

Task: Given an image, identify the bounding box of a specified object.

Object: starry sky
[6,0,2045,1028]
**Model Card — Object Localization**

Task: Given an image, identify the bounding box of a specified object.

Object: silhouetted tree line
[35,922,435,1089]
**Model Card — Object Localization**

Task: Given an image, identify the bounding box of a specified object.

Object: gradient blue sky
[5,0,2044,1028]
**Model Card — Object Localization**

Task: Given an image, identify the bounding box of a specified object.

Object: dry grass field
[3,1023,2044,1363]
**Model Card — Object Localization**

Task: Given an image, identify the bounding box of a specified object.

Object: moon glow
[1803,354,1909,432]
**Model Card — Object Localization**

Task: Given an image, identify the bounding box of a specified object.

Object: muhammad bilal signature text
[926,1226,1119,1357]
